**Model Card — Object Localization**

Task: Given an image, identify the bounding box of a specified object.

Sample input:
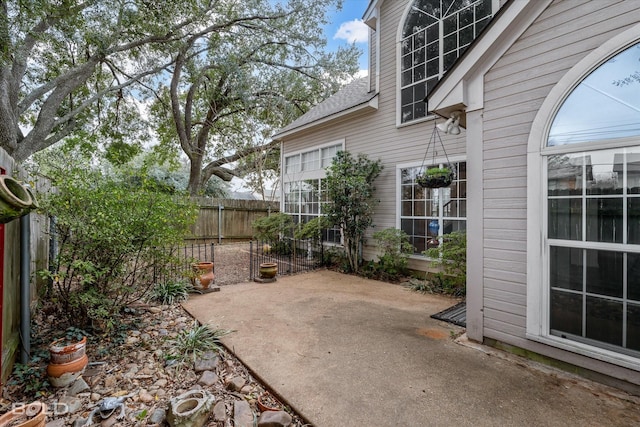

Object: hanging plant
[417,123,456,189]
[417,167,454,188]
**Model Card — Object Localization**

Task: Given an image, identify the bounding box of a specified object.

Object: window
[400,0,494,123]
[542,42,640,359]
[399,161,466,254]
[282,143,344,243]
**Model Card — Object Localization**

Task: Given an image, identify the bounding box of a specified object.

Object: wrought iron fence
[153,240,214,285]
[249,238,325,280]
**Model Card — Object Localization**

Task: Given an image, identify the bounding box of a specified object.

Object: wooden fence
[0,148,50,384]
[189,197,279,242]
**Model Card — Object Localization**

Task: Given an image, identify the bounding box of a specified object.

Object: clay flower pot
[49,336,87,364]
[257,391,282,412]
[0,401,47,427]
[191,262,215,290]
[259,262,278,279]
[47,353,88,388]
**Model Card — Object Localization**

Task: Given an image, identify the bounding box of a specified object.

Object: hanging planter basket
[417,167,455,189]
[417,124,456,189]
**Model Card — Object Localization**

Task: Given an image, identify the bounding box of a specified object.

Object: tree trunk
[187,154,203,196]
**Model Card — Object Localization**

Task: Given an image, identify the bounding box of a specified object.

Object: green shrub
[323,151,382,273]
[371,228,413,281]
[252,212,294,241]
[423,231,466,296]
[40,167,198,332]
[294,216,329,241]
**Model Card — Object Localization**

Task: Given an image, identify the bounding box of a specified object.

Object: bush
[252,212,295,241]
[323,151,382,273]
[371,228,413,281]
[40,167,198,332]
[423,231,466,295]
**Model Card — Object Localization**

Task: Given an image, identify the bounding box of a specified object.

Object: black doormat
[431,301,466,327]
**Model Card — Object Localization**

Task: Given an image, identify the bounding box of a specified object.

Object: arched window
[545,42,640,358]
[399,0,494,124]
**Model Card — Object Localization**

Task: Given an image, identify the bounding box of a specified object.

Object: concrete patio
[182,270,640,426]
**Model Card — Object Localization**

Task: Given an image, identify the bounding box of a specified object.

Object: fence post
[249,240,253,281]
[217,204,224,244]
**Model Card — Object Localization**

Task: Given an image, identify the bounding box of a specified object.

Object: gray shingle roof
[273,77,376,138]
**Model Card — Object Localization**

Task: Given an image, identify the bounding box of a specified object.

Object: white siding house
[273,0,640,389]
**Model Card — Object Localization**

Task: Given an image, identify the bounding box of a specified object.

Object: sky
[323,1,371,74]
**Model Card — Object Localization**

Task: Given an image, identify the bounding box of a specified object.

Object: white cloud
[334,19,368,44]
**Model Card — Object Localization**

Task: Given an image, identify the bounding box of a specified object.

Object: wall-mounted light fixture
[436,111,462,135]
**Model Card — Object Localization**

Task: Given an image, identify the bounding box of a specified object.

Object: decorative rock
[225,376,245,392]
[213,401,226,422]
[139,390,154,403]
[198,370,219,386]
[59,396,82,414]
[100,415,119,427]
[148,307,162,314]
[194,351,219,372]
[257,410,293,427]
[233,400,254,427]
[154,378,168,388]
[69,377,90,395]
[91,393,102,402]
[240,385,252,394]
[150,408,167,424]
[73,418,88,427]
[45,419,66,427]
[104,376,117,388]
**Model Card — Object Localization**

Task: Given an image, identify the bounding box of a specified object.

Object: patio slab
[182,270,640,426]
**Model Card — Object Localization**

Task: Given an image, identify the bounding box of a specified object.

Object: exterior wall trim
[274,97,378,140]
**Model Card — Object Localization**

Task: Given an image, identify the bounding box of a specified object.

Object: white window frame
[281,140,345,244]
[396,0,497,127]
[396,155,467,258]
[526,26,640,371]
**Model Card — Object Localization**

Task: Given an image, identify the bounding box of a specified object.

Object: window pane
[548,155,583,196]
[627,303,640,351]
[586,150,623,195]
[628,198,640,244]
[414,200,425,216]
[459,25,474,48]
[586,249,623,298]
[550,290,582,337]
[585,198,623,243]
[550,246,582,291]
[627,253,640,302]
[628,152,640,194]
[548,198,582,240]
[443,220,465,235]
[548,41,640,146]
[401,87,413,106]
[586,296,623,346]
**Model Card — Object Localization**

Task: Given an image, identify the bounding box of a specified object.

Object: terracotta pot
[0,401,46,427]
[259,262,278,279]
[47,353,88,388]
[257,392,282,412]
[49,336,86,364]
[191,262,215,289]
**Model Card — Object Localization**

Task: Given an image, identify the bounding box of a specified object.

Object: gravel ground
[1,242,310,426]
